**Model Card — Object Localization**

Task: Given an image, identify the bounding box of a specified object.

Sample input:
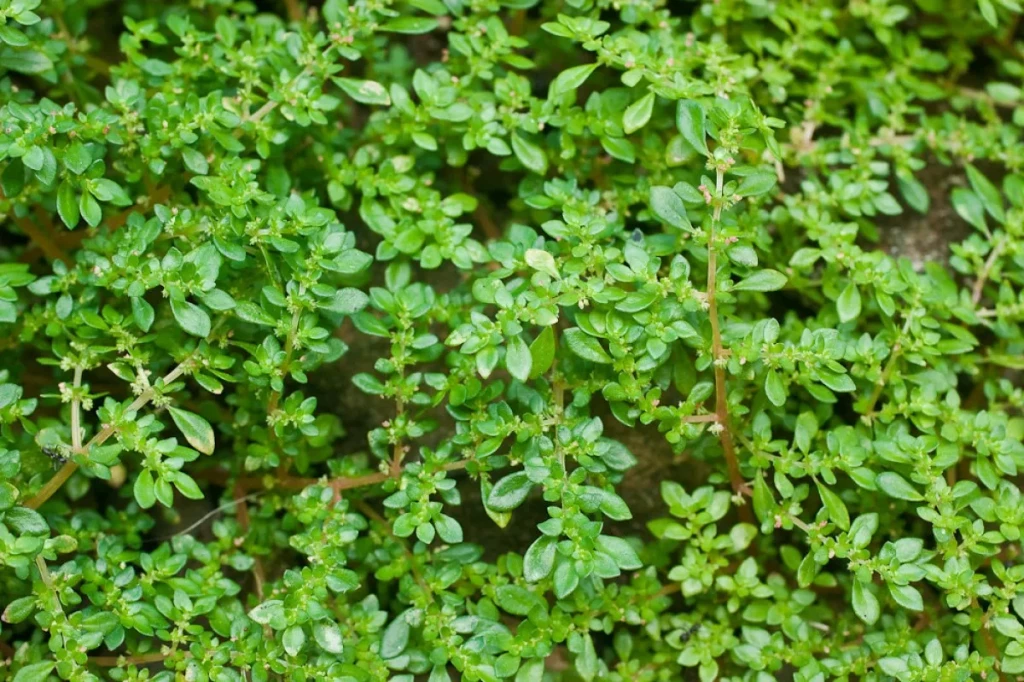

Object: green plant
[3,0,1024,680]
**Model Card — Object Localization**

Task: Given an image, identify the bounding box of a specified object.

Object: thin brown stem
[283,0,303,22]
[862,346,900,419]
[244,67,312,126]
[0,185,71,264]
[233,484,266,601]
[972,236,1006,305]
[708,169,750,517]
[862,315,913,419]
[70,367,84,452]
[35,555,54,591]
[237,460,470,497]
[267,309,301,415]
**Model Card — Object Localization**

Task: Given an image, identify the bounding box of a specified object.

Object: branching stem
[708,168,751,518]
[27,357,194,510]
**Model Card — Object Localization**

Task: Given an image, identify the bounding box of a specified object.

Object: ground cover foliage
[4,0,1024,680]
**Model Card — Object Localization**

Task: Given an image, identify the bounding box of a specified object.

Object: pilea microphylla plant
[6,1,1024,682]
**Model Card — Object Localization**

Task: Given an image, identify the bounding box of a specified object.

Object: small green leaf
[506,336,532,382]
[549,63,598,98]
[321,288,369,315]
[649,186,692,230]
[523,536,556,582]
[0,25,29,47]
[381,615,410,658]
[951,188,988,235]
[889,583,923,611]
[380,17,438,33]
[875,472,923,501]
[181,147,209,175]
[852,581,880,624]
[134,469,156,509]
[733,269,788,292]
[529,326,556,379]
[511,133,548,175]
[487,471,532,511]
[596,535,642,570]
[13,661,56,682]
[564,328,611,364]
[622,91,655,134]
[63,142,91,175]
[897,173,930,213]
[313,621,344,654]
[57,180,79,229]
[836,282,861,323]
[171,298,211,337]
[676,100,708,156]
[248,600,286,628]
[816,481,850,530]
[496,585,544,616]
[554,559,579,598]
[168,406,216,455]
[4,507,47,535]
[1,49,54,75]
[736,170,777,197]
[283,625,306,656]
[764,370,786,407]
[849,513,878,548]
[966,164,1005,222]
[79,192,101,227]
[334,77,392,106]
[524,248,559,278]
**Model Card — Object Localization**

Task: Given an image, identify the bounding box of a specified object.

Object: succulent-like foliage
[3,0,1024,680]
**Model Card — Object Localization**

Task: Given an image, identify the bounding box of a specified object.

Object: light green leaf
[313,621,344,654]
[181,147,209,175]
[816,481,850,530]
[524,248,559,278]
[836,282,861,323]
[564,328,611,363]
[676,100,708,156]
[168,406,216,455]
[733,269,788,292]
[523,536,556,582]
[764,370,786,407]
[889,583,923,611]
[380,17,438,33]
[13,661,55,682]
[623,91,655,134]
[283,625,306,656]
[57,180,79,229]
[529,326,556,379]
[875,472,923,501]
[549,63,598,98]
[736,170,777,197]
[852,581,880,624]
[596,534,642,570]
[966,164,1005,222]
[506,336,532,382]
[171,298,211,337]
[321,288,369,315]
[650,186,691,230]
[487,471,532,511]
[334,77,392,106]
[511,132,548,175]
